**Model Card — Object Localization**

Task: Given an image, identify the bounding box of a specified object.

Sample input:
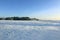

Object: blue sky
[0,0,60,20]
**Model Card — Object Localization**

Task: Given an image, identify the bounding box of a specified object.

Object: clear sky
[0,0,60,20]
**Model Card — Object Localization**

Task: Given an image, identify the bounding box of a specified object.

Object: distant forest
[0,17,39,21]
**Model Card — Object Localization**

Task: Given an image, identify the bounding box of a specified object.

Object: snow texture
[0,20,60,40]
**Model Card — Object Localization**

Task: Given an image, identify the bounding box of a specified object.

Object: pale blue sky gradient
[0,0,60,20]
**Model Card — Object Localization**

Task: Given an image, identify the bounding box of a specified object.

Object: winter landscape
[0,0,60,40]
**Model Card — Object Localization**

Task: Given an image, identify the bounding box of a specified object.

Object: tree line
[0,17,39,21]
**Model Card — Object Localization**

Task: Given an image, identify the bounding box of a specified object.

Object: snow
[0,20,60,40]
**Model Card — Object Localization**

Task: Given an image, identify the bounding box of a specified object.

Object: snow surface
[0,20,60,40]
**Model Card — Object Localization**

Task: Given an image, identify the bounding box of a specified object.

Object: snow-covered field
[0,20,60,40]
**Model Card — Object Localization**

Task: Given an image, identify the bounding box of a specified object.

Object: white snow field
[0,20,60,40]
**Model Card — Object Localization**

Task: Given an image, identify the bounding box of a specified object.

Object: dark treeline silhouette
[0,17,39,21]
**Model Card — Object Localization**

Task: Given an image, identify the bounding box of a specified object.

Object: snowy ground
[0,20,60,40]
